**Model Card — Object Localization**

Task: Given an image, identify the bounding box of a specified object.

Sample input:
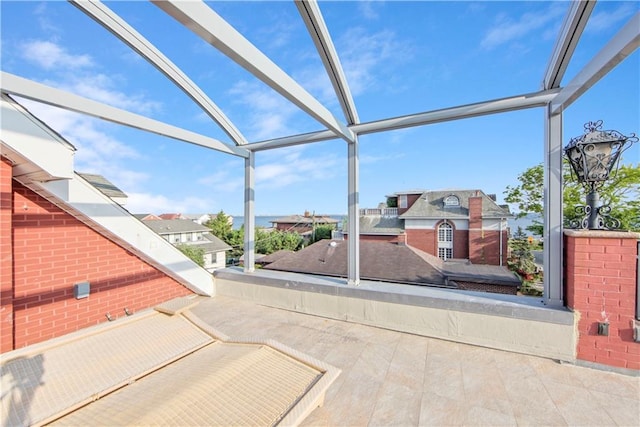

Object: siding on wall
[8,181,192,350]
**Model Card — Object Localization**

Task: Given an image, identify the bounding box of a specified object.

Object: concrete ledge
[214,268,577,362]
[564,229,640,239]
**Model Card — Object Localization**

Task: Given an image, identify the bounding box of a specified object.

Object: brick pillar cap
[564,229,640,239]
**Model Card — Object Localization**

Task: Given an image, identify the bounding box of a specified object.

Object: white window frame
[444,195,459,206]
[399,195,407,208]
[437,222,453,260]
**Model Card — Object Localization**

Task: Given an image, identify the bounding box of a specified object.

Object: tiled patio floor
[191,296,640,427]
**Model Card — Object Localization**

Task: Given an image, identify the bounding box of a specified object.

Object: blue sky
[2,1,638,216]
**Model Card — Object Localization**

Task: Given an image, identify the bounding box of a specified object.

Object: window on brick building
[444,195,459,207]
[438,222,453,260]
[398,195,407,208]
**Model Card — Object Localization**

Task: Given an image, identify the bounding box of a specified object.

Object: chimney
[397,232,407,246]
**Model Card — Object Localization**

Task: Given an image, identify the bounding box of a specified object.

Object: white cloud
[64,75,162,115]
[338,27,412,96]
[228,80,298,140]
[586,3,636,34]
[198,169,244,193]
[125,192,223,215]
[480,4,565,50]
[20,40,162,115]
[256,146,341,190]
[358,1,383,20]
[20,40,93,70]
[20,100,148,193]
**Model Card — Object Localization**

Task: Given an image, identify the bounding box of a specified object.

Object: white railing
[359,208,398,216]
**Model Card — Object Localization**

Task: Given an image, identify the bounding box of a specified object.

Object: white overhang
[1,94,75,182]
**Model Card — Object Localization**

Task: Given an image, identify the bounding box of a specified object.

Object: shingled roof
[399,189,511,219]
[357,215,403,235]
[264,239,521,290]
[265,239,447,286]
[143,219,210,234]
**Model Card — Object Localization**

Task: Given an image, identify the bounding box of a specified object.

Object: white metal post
[544,108,564,306]
[347,137,360,285]
[244,151,255,273]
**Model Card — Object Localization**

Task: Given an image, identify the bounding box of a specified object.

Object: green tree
[507,227,541,296]
[176,244,205,267]
[310,224,334,244]
[226,227,244,260]
[256,229,302,254]
[205,210,233,240]
[504,163,640,233]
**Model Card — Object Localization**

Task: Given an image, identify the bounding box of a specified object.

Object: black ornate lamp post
[564,120,637,230]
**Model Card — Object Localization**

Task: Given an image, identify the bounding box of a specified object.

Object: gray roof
[399,189,511,219]
[256,250,295,264]
[188,234,231,252]
[143,219,210,235]
[78,173,127,199]
[357,216,403,235]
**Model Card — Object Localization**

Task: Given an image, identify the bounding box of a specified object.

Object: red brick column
[564,230,640,371]
[1,157,14,352]
[468,194,484,264]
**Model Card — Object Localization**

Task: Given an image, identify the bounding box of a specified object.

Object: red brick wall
[469,230,508,265]
[358,234,398,243]
[468,196,483,264]
[406,227,470,259]
[406,229,436,255]
[7,181,192,351]
[564,230,639,371]
[453,229,469,259]
[1,158,14,353]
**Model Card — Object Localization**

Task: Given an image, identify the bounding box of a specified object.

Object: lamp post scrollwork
[564,120,637,230]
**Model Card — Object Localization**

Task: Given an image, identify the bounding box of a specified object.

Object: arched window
[444,195,459,207]
[437,222,453,260]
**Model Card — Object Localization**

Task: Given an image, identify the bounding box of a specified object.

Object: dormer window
[398,195,407,209]
[444,195,459,207]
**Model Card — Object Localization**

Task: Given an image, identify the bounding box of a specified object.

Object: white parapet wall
[214,268,577,362]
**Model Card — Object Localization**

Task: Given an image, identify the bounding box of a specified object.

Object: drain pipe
[499,218,504,266]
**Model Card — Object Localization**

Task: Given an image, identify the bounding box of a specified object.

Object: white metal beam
[543,1,595,90]
[551,12,640,115]
[347,137,360,286]
[0,72,249,158]
[543,109,564,306]
[296,0,359,125]
[70,0,249,146]
[152,0,355,144]
[243,152,256,273]
[246,89,559,152]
